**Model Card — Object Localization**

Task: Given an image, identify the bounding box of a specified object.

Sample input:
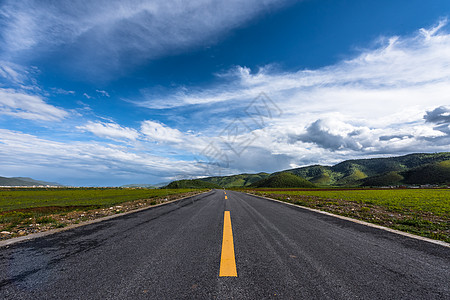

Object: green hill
[359,171,404,187]
[281,165,336,185]
[358,160,450,186]
[401,160,450,185]
[164,179,221,189]
[199,172,270,188]
[331,152,450,175]
[0,176,62,187]
[284,153,450,186]
[249,172,316,188]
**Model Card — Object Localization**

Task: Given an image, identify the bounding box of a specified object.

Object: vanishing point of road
[0,189,448,299]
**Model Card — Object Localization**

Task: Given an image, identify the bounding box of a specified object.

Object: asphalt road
[0,189,449,299]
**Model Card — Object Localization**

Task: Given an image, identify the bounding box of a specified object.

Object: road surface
[0,189,448,299]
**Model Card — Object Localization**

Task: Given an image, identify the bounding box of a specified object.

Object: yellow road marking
[225,195,228,199]
[219,211,237,277]
[224,191,226,194]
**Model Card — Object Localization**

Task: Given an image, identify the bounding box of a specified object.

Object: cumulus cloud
[0,88,68,121]
[77,121,140,141]
[0,0,290,77]
[292,119,366,151]
[284,116,447,155]
[424,106,450,124]
[424,106,450,135]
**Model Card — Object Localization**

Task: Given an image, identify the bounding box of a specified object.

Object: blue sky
[1,0,450,186]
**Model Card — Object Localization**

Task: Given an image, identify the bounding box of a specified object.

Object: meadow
[245,188,450,242]
[0,188,197,212]
[0,188,202,236]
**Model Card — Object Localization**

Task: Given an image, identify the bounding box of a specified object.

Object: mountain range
[0,176,62,187]
[168,152,450,188]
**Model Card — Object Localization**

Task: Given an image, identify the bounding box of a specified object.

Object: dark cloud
[290,119,363,151]
[229,146,294,173]
[432,124,450,135]
[424,106,450,136]
[424,106,450,124]
[379,135,413,141]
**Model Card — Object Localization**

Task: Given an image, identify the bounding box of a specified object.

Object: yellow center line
[219,211,237,277]
[225,195,228,199]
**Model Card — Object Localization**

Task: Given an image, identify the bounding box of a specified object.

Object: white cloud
[424,106,450,124]
[1,16,449,179]
[0,61,43,93]
[140,120,184,143]
[0,61,24,84]
[77,121,140,141]
[96,89,110,97]
[51,88,75,95]
[138,21,450,111]
[0,0,290,77]
[0,88,68,121]
[83,93,92,99]
[0,128,204,185]
[139,120,213,157]
[132,21,450,172]
[35,19,446,177]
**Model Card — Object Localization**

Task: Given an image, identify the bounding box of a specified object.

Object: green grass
[257,189,449,216]
[0,188,200,212]
[36,216,57,224]
[0,188,203,233]
[0,211,33,231]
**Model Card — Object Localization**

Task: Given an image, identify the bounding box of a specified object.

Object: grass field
[0,188,198,212]
[244,188,450,243]
[0,188,203,236]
